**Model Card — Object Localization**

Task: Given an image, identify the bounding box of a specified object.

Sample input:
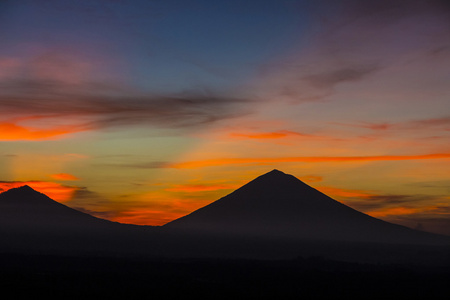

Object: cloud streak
[168,153,450,169]
[336,116,450,132]
[254,0,450,103]
[110,197,212,226]
[165,183,239,193]
[316,182,450,235]
[229,130,315,140]
[0,83,250,131]
[0,52,252,135]
[50,173,80,181]
[0,119,84,141]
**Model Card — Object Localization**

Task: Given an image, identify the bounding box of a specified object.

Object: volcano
[0,185,152,255]
[0,185,115,232]
[165,170,445,244]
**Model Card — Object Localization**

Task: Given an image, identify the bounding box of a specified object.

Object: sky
[0,0,449,235]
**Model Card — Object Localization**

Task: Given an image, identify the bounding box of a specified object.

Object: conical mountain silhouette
[0,185,157,256]
[165,170,443,244]
[0,185,114,232]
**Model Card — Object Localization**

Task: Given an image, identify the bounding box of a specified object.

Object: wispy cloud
[97,153,450,170]
[317,186,373,199]
[165,183,239,193]
[300,65,379,96]
[0,52,252,136]
[0,119,84,141]
[168,153,450,169]
[253,0,450,103]
[0,81,251,130]
[407,116,450,131]
[385,204,450,235]
[65,188,118,220]
[368,203,450,235]
[229,130,314,140]
[298,175,323,183]
[343,194,436,211]
[110,197,211,226]
[97,161,172,169]
[50,173,80,181]
[336,116,450,132]
[317,182,450,235]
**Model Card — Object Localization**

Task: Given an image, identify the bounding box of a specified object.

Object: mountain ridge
[0,184,117,231]
[0,171,449,261]
[165,169,447,244]
[1,171,448,247]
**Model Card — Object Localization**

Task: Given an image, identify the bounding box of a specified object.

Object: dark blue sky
[0,0,312,93]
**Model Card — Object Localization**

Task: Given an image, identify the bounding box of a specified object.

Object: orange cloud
[229,130,311,139]
[50,173,80,181]
[298,175,323,183]
[317,186,373,198]
[169,153,450,169]
[368,206,438,218]
[166,183,239,193]
[111,195,215,226]
[0,181,78,202]
[0,120,83,141]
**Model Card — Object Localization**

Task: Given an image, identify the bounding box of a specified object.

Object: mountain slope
[0,185,116,232]
[165,170,446,244]
[0,185,161,256]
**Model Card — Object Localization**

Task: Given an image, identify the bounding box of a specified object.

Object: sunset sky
[0,0,449,235]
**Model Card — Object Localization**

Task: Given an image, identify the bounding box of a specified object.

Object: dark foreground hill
[1,253,449,300]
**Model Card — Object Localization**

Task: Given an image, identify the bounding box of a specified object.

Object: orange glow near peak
[0,120,84,141]
[317,186,373,198]
[0,181,78,202]
[368,206,438,218]
[50,173,80,181]
[298,175,323,183]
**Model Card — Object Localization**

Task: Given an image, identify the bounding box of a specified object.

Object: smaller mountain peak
[0,185,42,199]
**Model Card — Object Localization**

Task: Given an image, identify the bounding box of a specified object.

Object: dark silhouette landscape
[2,0,449,298]
[1,170,449,298]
